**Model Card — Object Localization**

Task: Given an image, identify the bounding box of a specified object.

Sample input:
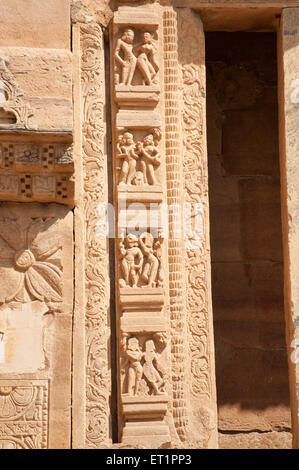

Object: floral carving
[0,381,48,449]
[0,55,33,129]
[80,23,110,447]
[179,8,217,447]
[0,217,62,308]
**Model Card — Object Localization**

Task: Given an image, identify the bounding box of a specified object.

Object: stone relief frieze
[119,231,163,288]
[114,28,159,87]
[0,142,74,204]
[113,8,161,105]
[117,128,161,186]
[121,335,166,397]
[80,22,110,447]
[111,4,170,447]
[0,216,62,309]
[0,55,34,130]
[0,380,48,449]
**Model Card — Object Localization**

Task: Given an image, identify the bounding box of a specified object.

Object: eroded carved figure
[117,132,139,185]
[119,232,163,288]
[119,233,143,288]
[114,28,159,86]
[122,337,143,396]
[117,130,161,186]
[114,28,137,86]
[142,339,164,394]
[135,32,159,85]
[122,336,165,396]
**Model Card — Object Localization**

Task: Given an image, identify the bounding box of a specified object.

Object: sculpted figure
[134,32,159,85]
[137,133,161,185]
[114,28,137,86]
[142,339,164,395]
[119,233,143,287]
[117,132,139,185]
[139,232,159,288]
[123,337,143,396]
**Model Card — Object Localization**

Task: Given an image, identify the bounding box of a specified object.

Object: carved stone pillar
[111,4,170,447]
[110,3,218,448]
[72,16,111,448]
[178,8,218,448]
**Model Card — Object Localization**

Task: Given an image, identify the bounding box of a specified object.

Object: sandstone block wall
[206,32,292,448]
[0,0,298,449]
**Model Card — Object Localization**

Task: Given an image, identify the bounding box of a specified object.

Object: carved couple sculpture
[114,28,159,86]
[119,232,163,288]
[117,130,161,185]
[122,337,164,396]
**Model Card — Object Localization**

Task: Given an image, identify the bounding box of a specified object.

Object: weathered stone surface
[0,0,297,451]
[0,203,73,449]
[207,31,292,447]
[278,6,299,448]
[219,431,292,449]
[0,48,72,132]
[0,0,70,49]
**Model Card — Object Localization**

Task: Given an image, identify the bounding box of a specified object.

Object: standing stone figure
[135,32,159,85]
[117,132,139,185]
[137,133,161,185]
[123,337,143,396]
[114,28,137,86]
[119,233,143,287]
[142,339,164,395]
[139,232,159,287]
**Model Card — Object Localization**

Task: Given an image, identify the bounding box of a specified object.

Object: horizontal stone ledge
[0,130,73,140]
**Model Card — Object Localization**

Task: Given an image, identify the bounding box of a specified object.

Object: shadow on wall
[206,32,291,432]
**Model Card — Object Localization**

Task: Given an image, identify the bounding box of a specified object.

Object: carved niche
[112,8,161,105]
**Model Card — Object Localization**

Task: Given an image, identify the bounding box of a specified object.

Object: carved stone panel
[178,8,218,448]
[112,8,161,106]
[0,142,74,204]
[0,48,73,133]
[111,3,171,448]
[71,21,111,449]
[0,203,73,449]
[0,379,48,449]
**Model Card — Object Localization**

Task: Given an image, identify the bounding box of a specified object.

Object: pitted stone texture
[0,203,73,449]
[0,0,70,49]
[0,48,72,132]
[219,431,292,449]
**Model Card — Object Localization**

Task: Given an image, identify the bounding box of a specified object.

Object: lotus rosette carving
[0,217,62,306]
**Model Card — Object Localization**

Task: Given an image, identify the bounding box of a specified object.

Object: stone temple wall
[0,0,297,449]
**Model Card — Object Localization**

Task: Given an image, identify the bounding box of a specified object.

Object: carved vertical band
[80,23,110,448]
[178,8,218,448]
[111,5,171,447]
[163,8,188,442]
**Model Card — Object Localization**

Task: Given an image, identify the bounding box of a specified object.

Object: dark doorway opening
[206,32,292,449]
